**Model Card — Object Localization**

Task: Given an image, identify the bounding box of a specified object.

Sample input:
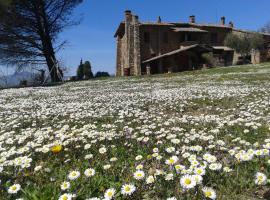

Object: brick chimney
[221,16,225,25]
[229,21,234,28]
[189,15,196,23]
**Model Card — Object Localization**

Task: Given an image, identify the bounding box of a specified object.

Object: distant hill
[0,71,35,87]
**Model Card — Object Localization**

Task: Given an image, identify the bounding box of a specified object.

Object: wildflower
[68,171,80,180]
[61,181,71,191]
[167,197,177,200]
[103,164,111,170]
[194,167,205,176]
[121,184,136,196]
[165,173,174,181]
[202,187,217,199]
[133,170,145,180]
[104,188,116,199]
[58,193,75,200]
[135,155,143,161]
[99,147,107,154]
[84,168,95,177]
[180,175,196,189]
[255,172,267,185]
[208,163,222,171]
[8,184,21,194]
[51,144,62,153]
[146,175,155,184]
[165,156,178,165]
[192,175,203,184]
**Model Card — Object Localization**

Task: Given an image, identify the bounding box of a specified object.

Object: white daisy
[68,170,80,180]
[104,188,116,200]
[8,184,21,194]
[121,184,136,196]
[180,175,196,189]
[202,187,217,199]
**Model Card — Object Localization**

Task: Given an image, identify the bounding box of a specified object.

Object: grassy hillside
[0,63,270,200]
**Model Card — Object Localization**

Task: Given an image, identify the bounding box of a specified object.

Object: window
[144,32,150,43]
[211,33,218,44]
[163,32,168,43]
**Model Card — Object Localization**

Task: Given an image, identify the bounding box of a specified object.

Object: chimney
[157,16,162,23]
[229,21,234,28]
[221,16,225,25]
[125,10,132,24]
[125,10,132,16]
[189,15,196,23]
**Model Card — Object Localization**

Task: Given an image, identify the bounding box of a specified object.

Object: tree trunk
[35,0,63,82]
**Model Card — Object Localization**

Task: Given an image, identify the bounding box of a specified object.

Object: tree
[83,61,93,79]
[0,0,83,82]
[224,32,264,63]
[95,71,110,78]
[76,59,84,80]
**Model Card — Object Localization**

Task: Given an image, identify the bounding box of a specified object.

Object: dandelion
[180,175,196,189]
[51,144,62,153]
[8,184,21,194]
[121,184,136,196]
[68,170,80,180]
[104,188,116,199]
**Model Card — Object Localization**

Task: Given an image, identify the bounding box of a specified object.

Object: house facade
[114,10,270,76]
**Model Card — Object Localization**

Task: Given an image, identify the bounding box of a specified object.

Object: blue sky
[2,0,270,76]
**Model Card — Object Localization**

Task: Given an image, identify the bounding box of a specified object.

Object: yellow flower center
[108,192,113,197]
[185,179,191,185]
[62,196,68,200]
[205,191,212,197]
[125,186,131,191]
[11,186,17,191]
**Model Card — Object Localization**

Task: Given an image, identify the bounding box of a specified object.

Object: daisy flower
[255,172,267,185]
[58,193,75,200]
[165,156,178,166]
[133,170,145,180]
[8,184,21,194]
[84,168,95,177]
[180,175,196,190]
[61,181,71,191]
[104,188,116,200]
[121,184,136,196]
[68,170,80,180]
[194,167,205,176]
[202,187,217,199]
[146,175,155,184]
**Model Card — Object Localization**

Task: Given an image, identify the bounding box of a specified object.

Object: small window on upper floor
[144,32,150,43]
[163,32,168,43]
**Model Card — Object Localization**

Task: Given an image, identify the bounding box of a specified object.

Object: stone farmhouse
[114,10,270,76]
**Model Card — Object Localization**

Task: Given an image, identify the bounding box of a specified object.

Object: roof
[233,28,270,37]
[142,44,212,64]
[171,27,208,33]
[213,46,234,51]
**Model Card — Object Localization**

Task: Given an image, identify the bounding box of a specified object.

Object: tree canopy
[0,0,83,82]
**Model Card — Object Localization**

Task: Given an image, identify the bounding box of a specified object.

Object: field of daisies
[1,63,270,200]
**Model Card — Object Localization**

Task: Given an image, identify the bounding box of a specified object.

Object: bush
[95,71,110,78]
